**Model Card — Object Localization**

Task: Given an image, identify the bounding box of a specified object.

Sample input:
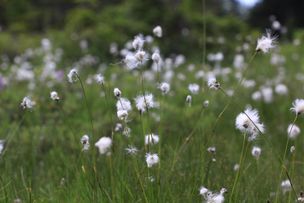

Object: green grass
[1,37,304,203]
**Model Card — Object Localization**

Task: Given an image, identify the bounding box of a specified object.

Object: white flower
[199,186,209,196]
[252,91,262,101]
[207,146,216,154]
[132,35,145,50]
[186,95,192,105]
[188,83,200,94]
[290,145,296,153]
[134,50,148,64]
[125,145,138,155]
[80,135,90,151]
[114,88,121,98]
[94,74,104,85]
[287,124,300,139]
[281,179,291,194]
[290,99,304,115]
[256,31,276,53]
[124,53,139,70]
[0,140,5,154]
[261,86,273,103]
[153,26,162,37]
[50,91,59,101]
[116,98,132,112]
[159,82,170,94]
[235,107,265,141]
[21,96,35,109]
[251,146,261,159]
[208,77,220,90]
[145,153,159,167]
[145,134,159,145]
[275,84,288,95]
[117,110,128,120]
[203,100,209,108]
[152,52,161,63]
[67,68,78,83]
[134,93,155,113]
[95,137,112,155]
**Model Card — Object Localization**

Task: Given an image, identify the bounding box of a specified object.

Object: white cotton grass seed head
[199,186,227,203]
[80,135,90,151]
[199,186,209,196]
[256,30,277,53]
[234,164,240,171]
[188,83,200,94]
[287,124,300,139]
[208,77,220,90]
[21,96,35,109]
[186,95,192,106]
[50,91,59,101]
[153,25,162,38]
[125,145,138,155]
[145,153,159,168]
[117,110,128,121]
[251,146,262,159]
[290,145,296,153]
[116,98,132,112]
[281,179,292,194]
[291,99,304,115]
[94,73,104,85]
[152,52,161,64]
[134,50,148,64]
[124,53,139,70]
[159,82,170,94]
[132,35,145,50]
[114,88,121,98]
[275,84,288,95]
[0,140,5,154]
[95,137,112,155]
[235,107,265,141]
[67,68,78,83]
[207,146,216,154]
[145,134,159,145]
[134,93,155,113]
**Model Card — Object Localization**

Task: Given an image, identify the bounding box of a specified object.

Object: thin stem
[76,74,94,137]
[229,133,247,203]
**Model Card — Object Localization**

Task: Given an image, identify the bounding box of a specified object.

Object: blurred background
[0,0,304,62]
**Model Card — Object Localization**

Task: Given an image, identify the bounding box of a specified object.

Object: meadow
[1,25,304,203]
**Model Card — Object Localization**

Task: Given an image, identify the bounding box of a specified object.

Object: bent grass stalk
[229,133,247,203]
[275,114,298,203]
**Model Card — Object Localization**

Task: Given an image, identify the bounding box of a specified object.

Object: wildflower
[95,137,112,155]
[281,179,291,194]
[117,110,128,120]
[261,86,273,103]
[252,91,262,101]
[153,26,162,38]
[134,93,155,113]
[207,146,216,154]
[132,35,145,50]
[152,52,161,64]
[67,68,78,83]
[114,88,121,98]
[116,98,132,112]
[275,84,288,95]
[188,83,200,94]
[199,186,209,196]
[235,107,265,141]
[145,134,159,145]
[199,186,227,203]
[122,127,131,137]
[21,96,35,109]
[208,77,220,90]
[125,145,138,155]
[186,95,192,106]
[134,50,148,64]
[80,135,90,151]
[159,82,170,94]
[291,99,304,115]
[94,73,104,85]
[287,124,300,139]
[124,54,139,70]
[256,31,276,53]
[145,153,159,167]
[0,140,5,154]
[290,145,295,153]
[50,91,59,101]
[115,123,123,132]
[203,100,209,108]
[251,146,262,159]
